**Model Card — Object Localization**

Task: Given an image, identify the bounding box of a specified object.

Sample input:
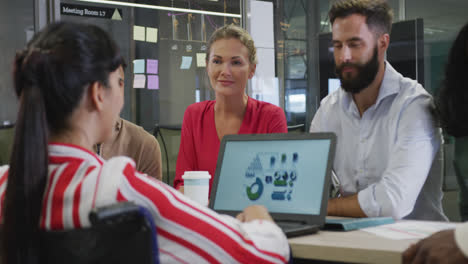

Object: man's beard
[335,46,379,94]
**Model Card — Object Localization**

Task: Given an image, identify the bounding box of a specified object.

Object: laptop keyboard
[277,221,301,229]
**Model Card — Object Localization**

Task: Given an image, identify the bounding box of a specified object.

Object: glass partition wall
[0,0,34,127]
[58,0,241,131]
[272,0,405,130]
[3,0,467,133]
[273,0,468,132]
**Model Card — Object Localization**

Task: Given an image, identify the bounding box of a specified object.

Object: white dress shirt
[311,62,447,220]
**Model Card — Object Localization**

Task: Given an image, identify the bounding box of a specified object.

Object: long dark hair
[2,22,125,263]
[436,22,468,137]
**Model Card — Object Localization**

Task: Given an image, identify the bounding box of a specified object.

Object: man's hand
[327,194,367,218]
[236,205,274,223]
[402,229,468,264]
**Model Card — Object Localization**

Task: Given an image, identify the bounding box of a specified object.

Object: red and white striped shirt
[0,143,289,263]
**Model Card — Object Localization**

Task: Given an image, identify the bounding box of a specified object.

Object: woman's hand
[178,186,184,194]
[236,205,274,223]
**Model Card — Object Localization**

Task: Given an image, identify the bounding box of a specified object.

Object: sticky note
[146,27,158,43]
[133,74,146,88]
[196,53,206,67]
[133,26,145,41]
[147,75,159,90]
[180,56,192,70]
[146,59,158,74]
[133,59,145,74]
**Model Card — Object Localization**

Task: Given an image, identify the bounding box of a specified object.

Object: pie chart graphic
[246,177,264,201]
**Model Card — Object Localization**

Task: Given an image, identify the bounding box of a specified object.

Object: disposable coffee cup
[182,171,211,206]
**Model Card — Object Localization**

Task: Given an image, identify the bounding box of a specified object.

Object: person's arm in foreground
[115,159,290,263]
[0,165,8,220]
[402,223,468,264]
[237,205,274,222]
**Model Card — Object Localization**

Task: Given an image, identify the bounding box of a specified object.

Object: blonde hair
[206,24,258,65]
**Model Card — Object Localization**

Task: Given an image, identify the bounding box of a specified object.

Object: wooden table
[289,229,419,264]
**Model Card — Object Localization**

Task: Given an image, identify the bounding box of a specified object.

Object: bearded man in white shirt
[310,0,446,220]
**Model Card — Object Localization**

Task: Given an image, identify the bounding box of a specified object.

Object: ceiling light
[76,0,241,18]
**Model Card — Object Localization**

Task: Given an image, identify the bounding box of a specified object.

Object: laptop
[209,133,336,238]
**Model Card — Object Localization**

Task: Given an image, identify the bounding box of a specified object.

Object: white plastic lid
[182,171,211,180]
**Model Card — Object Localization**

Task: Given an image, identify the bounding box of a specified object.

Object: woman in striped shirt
[0,22,289,264]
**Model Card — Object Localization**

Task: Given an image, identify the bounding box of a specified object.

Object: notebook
[209,133,336,238]
[324,217,395,231]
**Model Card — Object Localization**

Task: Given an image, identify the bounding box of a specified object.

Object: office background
[0,0,467,221]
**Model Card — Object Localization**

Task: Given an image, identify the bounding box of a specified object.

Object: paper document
[133,74,146,89]
[180,56,192,70]
[361,220,457,240]
[133,26,145,41]
[147,75,159,90]
[196,53,206,67]
[146,59,158,74]
[146,27,158,43]
[133,59,145,74]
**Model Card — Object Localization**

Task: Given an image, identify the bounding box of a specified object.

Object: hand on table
[402,229,468,264]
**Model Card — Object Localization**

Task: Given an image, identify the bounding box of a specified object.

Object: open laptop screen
[211,134,333,216]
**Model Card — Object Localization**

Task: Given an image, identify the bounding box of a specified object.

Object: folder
[324,217,394,231]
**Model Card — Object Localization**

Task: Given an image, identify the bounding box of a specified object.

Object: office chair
[153,124,182,184]
[0,122,14,164]
[40,202,159,264]
[0,123,14,130]
[454,162,468,221]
